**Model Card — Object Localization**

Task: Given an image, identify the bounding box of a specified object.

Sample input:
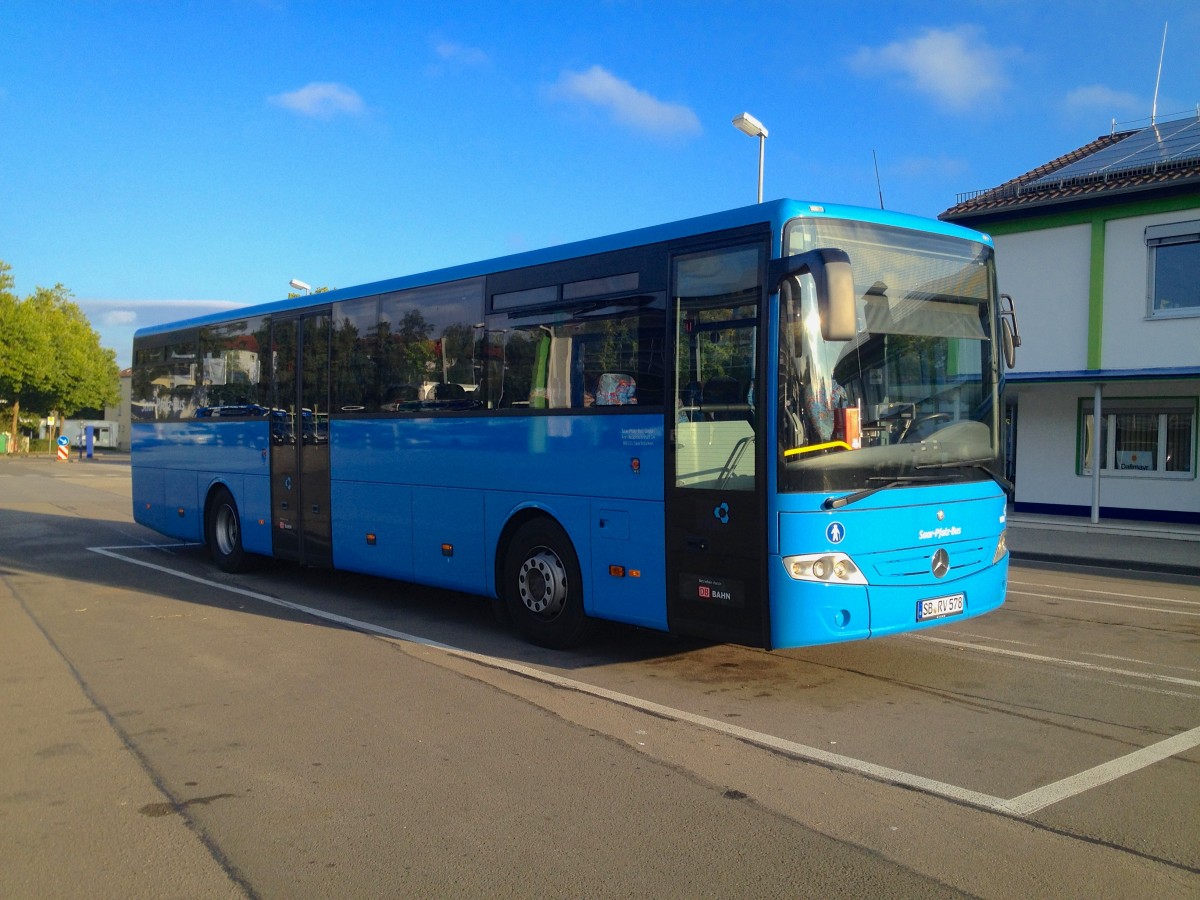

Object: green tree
[287,285,333,299]
[0,262,53,445]
[0,261,119,446]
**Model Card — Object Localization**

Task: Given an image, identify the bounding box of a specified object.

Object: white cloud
[1064,84,1143,118]
[269,82,365,119]
[850,26,1014,112]
[100,309,138,327]
[549,66,701,137]
[434,40,490,68]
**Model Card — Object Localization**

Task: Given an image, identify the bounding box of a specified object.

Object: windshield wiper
[822,475,947,510]
[915,458,1013,494]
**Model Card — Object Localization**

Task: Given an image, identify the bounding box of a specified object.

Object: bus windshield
[778,218,1002,495]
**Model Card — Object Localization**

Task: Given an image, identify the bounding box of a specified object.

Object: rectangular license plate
[917,593,965,622]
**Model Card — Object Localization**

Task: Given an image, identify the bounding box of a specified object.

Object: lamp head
[732,112,767,139]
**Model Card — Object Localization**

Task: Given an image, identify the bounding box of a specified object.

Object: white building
[942,114,1199,525]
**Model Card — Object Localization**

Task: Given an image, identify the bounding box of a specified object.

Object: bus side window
[494,307,660,411]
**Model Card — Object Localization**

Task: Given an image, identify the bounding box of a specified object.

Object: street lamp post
[732,112,768,203]
[289,279,311,296]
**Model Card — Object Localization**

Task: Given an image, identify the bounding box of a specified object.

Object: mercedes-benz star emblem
[931,548,950,579]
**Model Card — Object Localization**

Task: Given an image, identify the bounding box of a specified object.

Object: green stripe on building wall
[1087,218,1105,369]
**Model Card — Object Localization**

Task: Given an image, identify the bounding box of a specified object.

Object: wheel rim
[215,503,239,556]
[517,547,568,617]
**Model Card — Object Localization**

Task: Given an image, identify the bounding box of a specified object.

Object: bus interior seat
[595,373,636,405]
[434,382,466,400]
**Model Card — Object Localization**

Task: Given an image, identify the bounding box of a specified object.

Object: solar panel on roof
[1031,115,1200,187]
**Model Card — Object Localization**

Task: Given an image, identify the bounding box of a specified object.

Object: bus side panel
[134,421,270,471]
[331,415,662,501]
[411,486,485,593]
[330,415,662,619]
[588,499,667,629]
[131,462,166,535]
[159,469,201,541]
[132,420,271,545]
[331,481,415,581]
[237,473,273,556]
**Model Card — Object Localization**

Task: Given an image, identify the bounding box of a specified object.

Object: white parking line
[1005,724,1200,816]
[1009,589,1200,617]
[92,543,1200,820]
[1082,652,1200,675]
[1010,579,1200,608]
[911,634,1200,689]
[88,545,460,651]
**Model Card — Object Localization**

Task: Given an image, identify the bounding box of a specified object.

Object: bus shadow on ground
[227,548,713,671]
[0,504,737,671]
[97,535,712,672]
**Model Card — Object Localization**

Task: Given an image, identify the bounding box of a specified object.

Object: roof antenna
[1151,21,1167,125]
[872,149,885,209]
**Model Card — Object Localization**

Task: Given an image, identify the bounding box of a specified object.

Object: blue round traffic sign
[56,435,69,447]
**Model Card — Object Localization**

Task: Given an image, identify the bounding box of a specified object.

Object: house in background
[60,369,132,452]
[111,368,131,450]
[942,112,1200,525]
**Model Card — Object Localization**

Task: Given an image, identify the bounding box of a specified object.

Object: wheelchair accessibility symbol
[826,521,846,544]
[713,502,730,524]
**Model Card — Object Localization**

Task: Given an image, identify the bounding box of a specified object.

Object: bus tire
[502,518,593,649]
[206,486,250,574]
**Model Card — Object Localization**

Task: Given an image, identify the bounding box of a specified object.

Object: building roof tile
[941,119,1200,222]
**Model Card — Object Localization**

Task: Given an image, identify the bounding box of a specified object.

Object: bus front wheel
[206,486,250,573]
[502,519,593,649]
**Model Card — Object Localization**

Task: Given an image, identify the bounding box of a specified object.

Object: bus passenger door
[270,313,333,567]
[666,239,769,646]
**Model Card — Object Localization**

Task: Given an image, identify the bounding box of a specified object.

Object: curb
[1010,550,1200,579]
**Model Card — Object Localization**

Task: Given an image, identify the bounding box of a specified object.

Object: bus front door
[270,313,332,567]
[666,240,769,647]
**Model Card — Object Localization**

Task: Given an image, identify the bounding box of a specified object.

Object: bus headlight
[993,528,1008,564]
[783,552,868,585]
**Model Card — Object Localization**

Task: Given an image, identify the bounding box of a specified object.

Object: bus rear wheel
[502,519,593,649]
[206,486,250,573]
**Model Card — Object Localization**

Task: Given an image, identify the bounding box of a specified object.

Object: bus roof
[135,199,994,339]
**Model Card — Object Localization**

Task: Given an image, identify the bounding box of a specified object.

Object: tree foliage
[0,260,120,442]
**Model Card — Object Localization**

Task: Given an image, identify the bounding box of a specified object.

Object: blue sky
[3,1,1199,367]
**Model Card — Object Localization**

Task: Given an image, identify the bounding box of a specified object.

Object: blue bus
[131,199,1017,649]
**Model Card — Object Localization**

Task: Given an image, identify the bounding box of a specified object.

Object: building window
[1079,398,1196,477]
[1146,220,1200,318]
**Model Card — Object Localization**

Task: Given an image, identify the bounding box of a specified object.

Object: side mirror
[1001,319,1017,369]
[769,248,856,341]
[998,293,1021,369]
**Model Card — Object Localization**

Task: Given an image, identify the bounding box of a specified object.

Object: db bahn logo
[698,583,733,602]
